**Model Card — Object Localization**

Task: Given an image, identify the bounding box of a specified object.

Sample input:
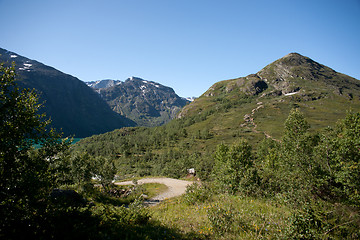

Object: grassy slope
[151,194,291,239]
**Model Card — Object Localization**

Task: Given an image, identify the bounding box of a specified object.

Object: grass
[113,177,169,199]
[151,194,292,239]
[142,183,168,199]
[151,197,211,237]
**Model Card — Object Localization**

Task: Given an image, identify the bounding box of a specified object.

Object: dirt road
[115,178,193,206]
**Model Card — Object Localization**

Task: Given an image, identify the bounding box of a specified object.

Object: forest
[1,63,360,239]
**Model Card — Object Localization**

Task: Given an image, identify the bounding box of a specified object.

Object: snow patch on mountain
[284,91,299,96]
[86,79,122,89]
[19,62,32,71]
[185,97,196,102]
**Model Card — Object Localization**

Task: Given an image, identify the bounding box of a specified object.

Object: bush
[212,140,260,195]
[285,202,325,239]
[183,182,212,205]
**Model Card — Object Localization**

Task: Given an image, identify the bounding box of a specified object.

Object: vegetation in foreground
[151,108,360,239]
[1,63,360,239]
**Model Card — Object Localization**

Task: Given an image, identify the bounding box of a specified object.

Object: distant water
[72,138,82,144]
[33,138,82,149]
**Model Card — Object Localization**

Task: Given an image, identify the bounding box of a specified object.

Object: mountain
[72,52,360,178]
[87,77,189,127]
[86,79,122,89]
[0,48,135,137]
[178,52,360,140]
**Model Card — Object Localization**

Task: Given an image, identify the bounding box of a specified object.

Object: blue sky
[1,0,359,97]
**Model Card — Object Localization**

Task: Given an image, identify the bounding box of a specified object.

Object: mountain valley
[3,49,360,239]
[74,52,360,177]
[0,48,189,136]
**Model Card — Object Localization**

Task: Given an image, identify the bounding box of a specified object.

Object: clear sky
[1,0,359,97]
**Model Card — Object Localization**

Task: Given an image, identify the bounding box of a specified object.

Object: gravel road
[115,178,193,206]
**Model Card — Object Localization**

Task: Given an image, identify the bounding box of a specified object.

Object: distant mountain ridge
[86,79,122,89]
[0,48,135,137]
[87,77,189,127]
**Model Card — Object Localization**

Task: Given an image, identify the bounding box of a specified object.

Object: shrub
[183,182,212,205]
[212,140,260,195]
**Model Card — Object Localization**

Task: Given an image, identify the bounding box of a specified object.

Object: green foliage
[0,63,71,238]
[285,202,325,239]
[283,108,310,142]
[94,199,150,226]
[67,152,94,188]
[256,138,282,196]
[154,194,290,239]
[0,63,158,239]
[257,110,360,238]
[329,112,360,206]
[212,139,259,195]
[275,109,318,203]
[207,202,235,235]
[284,201,360,239]
[184,182,212,205]
[93,156,117,191]
[313,111,360,206]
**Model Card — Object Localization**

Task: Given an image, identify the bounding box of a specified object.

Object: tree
[67,152,94,190]
[283,108,310,143]
[314,111,360,206]
[257,138,282,196]
[0,63,69,238]
[213,139,257,194]
[278,108,318,202]
[93,156,117,191]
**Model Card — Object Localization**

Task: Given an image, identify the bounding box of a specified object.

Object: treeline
[71,92,256,179]
[72,113,217,179]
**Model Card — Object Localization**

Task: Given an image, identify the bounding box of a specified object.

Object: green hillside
[178,52,360,139]
[73,53,360,178]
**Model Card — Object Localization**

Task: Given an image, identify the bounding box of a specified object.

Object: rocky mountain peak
[275,52,324,70]
[87,77,189,127]
[179,52,360,119]
[127,76,144,82]
[86,79,122,89]
[281,52,307,62]
[256,52,343,95]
